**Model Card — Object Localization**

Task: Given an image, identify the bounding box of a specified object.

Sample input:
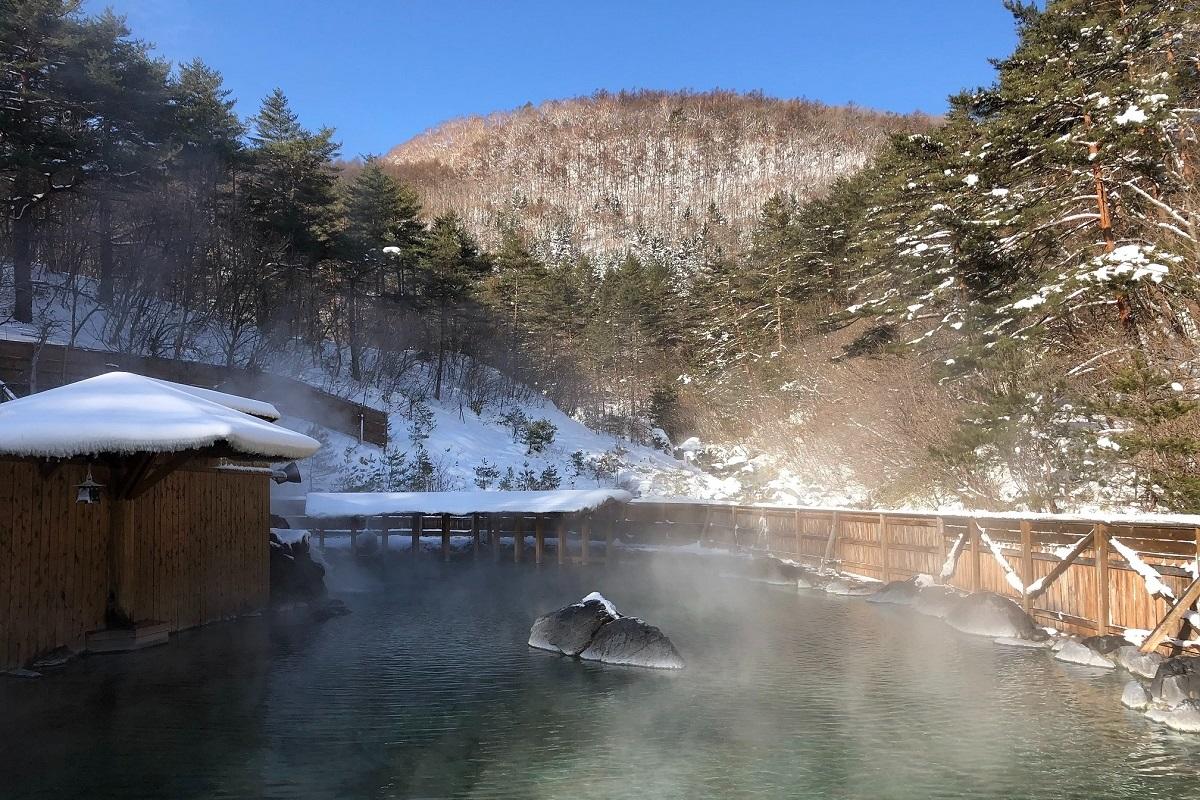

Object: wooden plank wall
[623,502,1200,642]
[0,339,388,446]
[0,460,269,670]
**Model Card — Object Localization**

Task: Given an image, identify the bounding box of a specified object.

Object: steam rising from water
[3,551,1199,798]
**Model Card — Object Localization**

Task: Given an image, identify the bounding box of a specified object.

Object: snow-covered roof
[0,372,320,461]
[144,377,280,420]
[305,489,633,519]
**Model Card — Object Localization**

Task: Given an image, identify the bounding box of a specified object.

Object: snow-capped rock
[579,617,685,670]
[528,594,619,656]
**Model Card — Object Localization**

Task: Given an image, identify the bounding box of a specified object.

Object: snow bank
[0,372,320,461]
[305,488,633,518]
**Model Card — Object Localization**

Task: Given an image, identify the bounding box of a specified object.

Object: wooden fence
[0,339,388,447]
[623,501,1200,649]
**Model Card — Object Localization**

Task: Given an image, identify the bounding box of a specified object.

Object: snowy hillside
[1,264,747,501]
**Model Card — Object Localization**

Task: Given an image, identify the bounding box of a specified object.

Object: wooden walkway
[289,510,621,566]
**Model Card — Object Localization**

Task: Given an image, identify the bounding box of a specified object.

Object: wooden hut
[0,372,320,670]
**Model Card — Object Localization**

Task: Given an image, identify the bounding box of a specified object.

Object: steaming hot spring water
[4,549,1200,799]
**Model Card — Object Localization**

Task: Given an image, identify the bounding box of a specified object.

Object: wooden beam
[968,518,981,592]
[411,513,421,557]
[491,515,500,562]
[471,513,481,558]
[822,511,840,570]
[794,509,802,558]
[1026,529,1094,601]
[380,523,389,553]
[126,451,195,500]
[441,514,451,562]
[1095,523,1110,635]
[1020,520,1034,614]
[1139,576,1200,654]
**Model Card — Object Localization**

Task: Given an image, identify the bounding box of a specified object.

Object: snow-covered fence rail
[0,340,387,446]
[625,500,1200,652]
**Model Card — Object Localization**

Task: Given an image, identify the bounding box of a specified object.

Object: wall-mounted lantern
[76,466,104,504]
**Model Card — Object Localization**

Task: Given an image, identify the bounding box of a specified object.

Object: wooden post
[441,514,451,562]
[968,518,981,592]
[411,513,421,557]
[534,515,545,565]
[380,522,389,553]
[557,515,568,565]
[350,519,359,554]
[318,526,326,550]
[514,515,524,563]
[491,515,500,562]
[1020,520,1034,614]
[471,513,481,558]
[605,512,615,561]
[700,505,714,546]
[729,506,738,551]
[878,513,891,583]
[1095,523,1110,635]
[581,515,591,565]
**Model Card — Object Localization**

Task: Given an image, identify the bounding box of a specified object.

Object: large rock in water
[1115,645,1164,680]
[1146,699,1200,733]
[912,585,965,619]
[579,617,685,670]
[945,592,1042,640]
[528,593,618,656]
[868,577,925,606]
[529,593,684,669]
[1055,640,1115,669]
[269,532,327,603]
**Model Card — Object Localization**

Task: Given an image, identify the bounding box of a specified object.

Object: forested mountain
[3,0,1198,513]
[384,91,934,267]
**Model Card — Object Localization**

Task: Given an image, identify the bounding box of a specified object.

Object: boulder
[1149,656,1200,703]
[1121,681,1152,710]
[1146,699,1200,733]
[823,577,878,597]
[752,557,807,586]
[269,532,327,604]
[1055,640,1116,669]
[867,578,923,606]
[1080,634,1126,656]
[1160,674,1200,707]
[528,594,619,656]
[945,592,1043,640]
[913,585,965,619]
[579,617,685,670]
[310,598,350,623]
[1114,645,1164,680]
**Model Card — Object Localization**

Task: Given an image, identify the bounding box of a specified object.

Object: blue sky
[83,0,1023,159]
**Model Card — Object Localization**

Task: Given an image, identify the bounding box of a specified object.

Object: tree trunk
[11,205,34,324]
[348,284,361,381]
[97,199,115,306]
[434,307,446,401]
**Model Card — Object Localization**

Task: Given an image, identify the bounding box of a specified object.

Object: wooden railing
[623,501,1200,648]
[0,339,388,446]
